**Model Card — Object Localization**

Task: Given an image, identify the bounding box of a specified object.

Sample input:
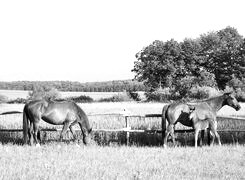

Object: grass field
[0,144,244,180]
[0,97,245,179]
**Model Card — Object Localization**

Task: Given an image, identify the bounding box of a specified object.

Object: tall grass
[0,144,244,180]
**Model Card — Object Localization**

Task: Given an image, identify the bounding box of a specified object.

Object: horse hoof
[35,143,41,147]
[163,144,167,148]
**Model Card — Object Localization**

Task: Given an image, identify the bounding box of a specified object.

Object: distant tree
[0,80,146,92]
[199,27,245,89]
[28,85,61,100]
[133,39,183,91]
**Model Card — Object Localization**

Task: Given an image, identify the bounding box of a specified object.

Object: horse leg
[29,122,34,146]
[194,128,200,148]
[60,122,70,141]
[69,122,78,142]
[37,130,41,143]
[209,130,215,146]
[214,131,221,146]
[207,128,211,145]
[163,129,170,147]
[163,124,172,147]
[211,121,221,146]
[200,130,205,147]
[78,122,90,145]
[33,122,40,146]
[170,125,176,146]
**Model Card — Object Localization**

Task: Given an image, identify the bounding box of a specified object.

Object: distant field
[0,90,30,100]
[0,89,128,101]
[1,93,245,180]
[1,102,245,117]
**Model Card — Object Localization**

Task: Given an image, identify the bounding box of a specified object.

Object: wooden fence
[0,113,245,145]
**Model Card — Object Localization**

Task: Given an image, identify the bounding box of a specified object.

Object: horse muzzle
[235,104,241,111]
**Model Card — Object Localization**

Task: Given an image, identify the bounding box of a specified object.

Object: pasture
[1,94,245,179]
[0,144,245,179]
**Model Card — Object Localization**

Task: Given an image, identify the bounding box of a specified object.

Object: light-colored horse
[162,92,241,147]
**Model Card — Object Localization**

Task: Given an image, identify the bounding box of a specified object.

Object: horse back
[24,99,48,118]
[193,102,216,120]
[166,103,192,126]
[46,101,90,128]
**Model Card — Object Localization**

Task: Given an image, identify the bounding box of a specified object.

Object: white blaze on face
[189,111,196,120]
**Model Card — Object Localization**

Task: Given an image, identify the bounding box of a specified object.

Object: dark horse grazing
[162,92,241,147]
[23,99,92,145]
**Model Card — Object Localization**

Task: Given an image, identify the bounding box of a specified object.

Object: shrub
[174,76,195,98]
[189,87,209,99]
[145,91,170,102]
[189,86,220,100]
[225,77,245,102]
[127,90,141,101]
[0,94,8,103]
[98,93,130,102]
[189,89,209,99]
[8,98,28,104]
[145,86,221,102]
[28,87,61,101]
[235,90,245,102]
[67,95,94,103]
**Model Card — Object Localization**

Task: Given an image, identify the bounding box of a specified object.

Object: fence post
[125,116,130,145]
[207,129,211,145]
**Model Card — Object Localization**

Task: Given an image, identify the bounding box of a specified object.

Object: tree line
[133,26,245,100]
[0,80,146,92]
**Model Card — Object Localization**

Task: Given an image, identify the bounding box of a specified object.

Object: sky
[0,0,245,83]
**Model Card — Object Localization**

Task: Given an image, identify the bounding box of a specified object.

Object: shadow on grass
[1,131,245,147]
[0,132,23,145]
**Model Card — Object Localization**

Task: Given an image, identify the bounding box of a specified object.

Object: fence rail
[1,128,245,133]
[1,113,245,145]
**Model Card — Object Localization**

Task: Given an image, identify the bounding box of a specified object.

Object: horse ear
[189,105,195,112]
[89,128,92,134]
[224,91,233,96]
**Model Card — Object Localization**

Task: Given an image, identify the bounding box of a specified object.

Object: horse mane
[191,93,224,104]
[204,94,224,102]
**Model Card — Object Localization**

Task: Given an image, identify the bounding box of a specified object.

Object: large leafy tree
[133,26,245,96]
[199,27,245,89]
[133,39,183,91]
[180,38,217,87]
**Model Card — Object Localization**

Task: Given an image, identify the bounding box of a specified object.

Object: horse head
[224,92,241,111]
[188,105,195,112]
[187,104,196,121]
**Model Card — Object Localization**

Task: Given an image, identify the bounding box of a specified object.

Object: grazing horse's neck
[205,95,226,112]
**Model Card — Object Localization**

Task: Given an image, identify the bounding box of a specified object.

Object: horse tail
[161,104,169,144]
[75,103,92,133]
[23,105,29,144]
